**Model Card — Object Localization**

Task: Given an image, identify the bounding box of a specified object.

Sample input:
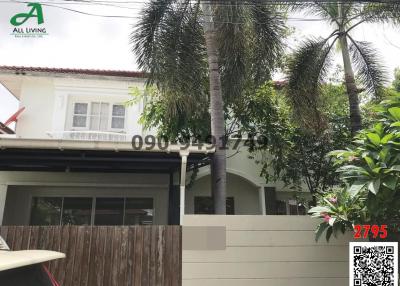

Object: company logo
[10,3,48,38]
[10,3,44,26]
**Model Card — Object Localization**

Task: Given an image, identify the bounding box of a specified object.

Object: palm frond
[131,0,175,74]
[290,2,340,25]
[359,3,400,25]
[286,37,336,130]
[215,1,286,103]
[249,2,286,85]
[215,1,247,103]
[132,0,207,116]
[348,38,388,97]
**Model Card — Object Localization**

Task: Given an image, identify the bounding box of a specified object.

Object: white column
[0,184,7,225]
[179,154,188,225]
[259,186,266,215]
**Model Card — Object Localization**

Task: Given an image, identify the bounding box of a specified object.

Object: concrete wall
[182,215,355,286]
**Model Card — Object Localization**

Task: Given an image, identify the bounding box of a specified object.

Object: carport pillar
[0,184,7,225]
[259,186,266,215]
[179,151,189,225]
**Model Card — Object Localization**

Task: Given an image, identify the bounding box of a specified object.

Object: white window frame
[71,102,90,130]
[69,101,127,133]
[110,103,126,132]
[89,101,110,131]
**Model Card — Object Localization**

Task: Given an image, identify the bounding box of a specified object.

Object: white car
[0,236,65,286]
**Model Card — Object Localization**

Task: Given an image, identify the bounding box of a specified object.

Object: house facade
[0,66,310,227]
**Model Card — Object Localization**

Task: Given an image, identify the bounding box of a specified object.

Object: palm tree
[132,0,286,214]
[287,2,400,135]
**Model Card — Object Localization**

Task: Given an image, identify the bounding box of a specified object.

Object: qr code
[350,242,398,286]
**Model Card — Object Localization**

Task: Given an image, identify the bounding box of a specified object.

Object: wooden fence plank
[2,225,182,286]
[87,227,99,286]
[64,226,78,286]
[120,227,129,286]
[127,227,136,286]
[13,226,24,250]
[0,226,8,242]
[103,227,114,286]
[156,226,166,286]
[133,226,144,286]
[79,226,92,286]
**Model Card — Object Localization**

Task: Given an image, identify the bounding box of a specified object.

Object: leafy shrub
[309,94,400,241]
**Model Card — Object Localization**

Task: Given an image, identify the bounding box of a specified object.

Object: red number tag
[353,225,388,239]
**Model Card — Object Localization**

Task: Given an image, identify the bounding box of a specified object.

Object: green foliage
[287,3,391,128]
[394,68,400,92]
[131,0,287,119]
[310,94,400,241]
[128,86,210,142]
[309,188,365,241]
[238,82,352,196]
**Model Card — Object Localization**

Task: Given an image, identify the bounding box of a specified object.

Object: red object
[354,224,388,239]
[4,107,25,126]
[42,265,60,286]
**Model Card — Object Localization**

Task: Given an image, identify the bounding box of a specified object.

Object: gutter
[0,137,215,154]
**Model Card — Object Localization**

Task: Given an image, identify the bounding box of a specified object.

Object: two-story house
[0,66,310,227]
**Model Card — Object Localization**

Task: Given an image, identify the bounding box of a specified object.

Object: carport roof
[0,138,212,173]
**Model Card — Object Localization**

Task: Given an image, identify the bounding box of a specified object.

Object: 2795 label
[353,225,388,239]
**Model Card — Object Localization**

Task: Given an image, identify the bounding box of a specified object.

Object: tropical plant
[309,93,400,241]
[394,68,400,92]
[131,0,286,213]
[238,82,352,201]
[287,2,400,135]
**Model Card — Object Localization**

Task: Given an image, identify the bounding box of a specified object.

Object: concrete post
[259,186,266,215]
[179,153,188,225]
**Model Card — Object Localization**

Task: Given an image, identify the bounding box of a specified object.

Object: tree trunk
[338,5,362,135]
[202,2,226,214]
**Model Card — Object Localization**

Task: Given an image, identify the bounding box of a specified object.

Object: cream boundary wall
[182,215,356,286]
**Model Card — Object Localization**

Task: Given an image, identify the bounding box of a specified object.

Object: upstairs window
[90,102,109,131]
[72,103,88,128]
[111,104,126,129]
[71,102,126,131]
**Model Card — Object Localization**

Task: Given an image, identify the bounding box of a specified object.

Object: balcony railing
[46,131,132,142]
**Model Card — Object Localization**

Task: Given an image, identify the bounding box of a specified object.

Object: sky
[1,1,400,126]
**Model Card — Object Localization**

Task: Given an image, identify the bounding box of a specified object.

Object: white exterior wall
[13,75,148,139]
[182,215,358,286]
[187,173,261,215]
[188,143,311,214]
[16,77,55,138]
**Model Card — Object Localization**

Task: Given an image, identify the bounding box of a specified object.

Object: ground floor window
[30,197,153,226]
[276,199,308,216]
[194,197,235,215]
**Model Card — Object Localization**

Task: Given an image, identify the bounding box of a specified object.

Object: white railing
[46,131,132,142]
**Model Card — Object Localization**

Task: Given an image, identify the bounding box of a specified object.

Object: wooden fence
[0,226,182,286]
